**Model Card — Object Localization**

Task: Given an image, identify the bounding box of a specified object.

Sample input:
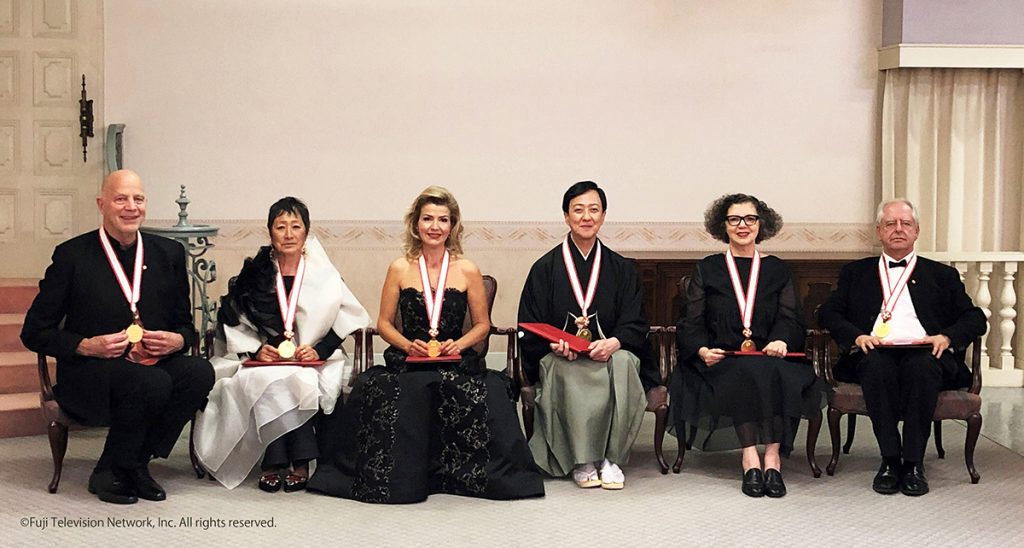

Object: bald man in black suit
[21,170,214,504]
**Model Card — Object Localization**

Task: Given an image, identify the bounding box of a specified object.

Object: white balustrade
[926,252,1024,387]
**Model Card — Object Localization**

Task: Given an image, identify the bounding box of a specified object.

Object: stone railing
[927,252,1024,387]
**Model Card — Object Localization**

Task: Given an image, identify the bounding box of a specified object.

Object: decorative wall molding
[32,51,74,106]
[160,219,878,256]
[0,120,16,174]
[32,120,73,175]
[0,51,16,103]
[0,0,17,38]
[33,0,74,38]
[33,189,74,238]
[0,189,14,242]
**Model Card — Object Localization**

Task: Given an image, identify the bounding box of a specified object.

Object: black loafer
[741,468,764,498]
[900,463,929,496]
[872,461,901,495]
[763,468,786,498]
[88,469,138,505]
[127,466,166,502]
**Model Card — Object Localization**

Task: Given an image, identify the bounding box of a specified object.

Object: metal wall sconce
[79,74,94,162]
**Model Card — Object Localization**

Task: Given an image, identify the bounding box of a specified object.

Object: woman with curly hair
[308,186,544,504]
[670,193,827,498]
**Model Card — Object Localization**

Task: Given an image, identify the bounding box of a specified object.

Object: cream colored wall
[104,0,883,225]
[103,0,887,339]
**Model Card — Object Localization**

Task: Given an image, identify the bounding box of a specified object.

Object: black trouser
[94,354,215,472]
[856,348,950,463]
[261,418,318,471]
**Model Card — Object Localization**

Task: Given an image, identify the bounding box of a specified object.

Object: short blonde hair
[402,186,464,259]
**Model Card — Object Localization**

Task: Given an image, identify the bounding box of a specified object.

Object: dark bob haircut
[562,181,608,213]
[703,193,783,244]
[267,196,311,231]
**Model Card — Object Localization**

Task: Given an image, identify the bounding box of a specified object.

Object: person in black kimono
[307,186,544,503]
[671,193,826,498]
[518,181,656,490]
[21,170,214,505]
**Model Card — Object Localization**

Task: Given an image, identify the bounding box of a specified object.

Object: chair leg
[842,414,856,454]
[933,420,945,459]
[189,418,205,479]
[672,428,685,474]
[47,421,69,494]
[826,407,842,476]
[686,424,697,451]
[653,405,669,475]
[806,409,822,478]
[522,404,534,441]
[965,412,982,484]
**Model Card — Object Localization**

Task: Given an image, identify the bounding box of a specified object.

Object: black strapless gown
[307,288,544,503]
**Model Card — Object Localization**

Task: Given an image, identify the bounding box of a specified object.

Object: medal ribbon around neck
[725,249,761,340]
[275,255,307,341]
[877,252,917,323]
[561,236,602,325]
[98,229,144,321]
[418,250,450,338]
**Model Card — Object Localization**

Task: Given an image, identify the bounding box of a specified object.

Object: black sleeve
[817,262,864,349]
[610,259,649,353]
[767,268,806,349]
[678,263,709,363]
[313,328,343,360]
[20,244,84,359]
[936,266,987,350]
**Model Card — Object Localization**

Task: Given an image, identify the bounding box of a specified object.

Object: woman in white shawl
[194,197,369,491]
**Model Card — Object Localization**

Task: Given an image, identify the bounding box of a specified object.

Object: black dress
[669,254,828,455]
[307,288,545,503]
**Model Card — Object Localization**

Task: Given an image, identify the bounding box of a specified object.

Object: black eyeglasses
[725,215,760,227]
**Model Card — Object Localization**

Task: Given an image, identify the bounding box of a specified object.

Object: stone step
[0,314,26,352]
[0,351,49,394]
[0,282,38,315]
[0,392,46,438]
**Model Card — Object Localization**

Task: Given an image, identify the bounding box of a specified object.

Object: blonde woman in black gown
[307,186,544,503]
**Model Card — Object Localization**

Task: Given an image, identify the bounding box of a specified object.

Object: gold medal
[427,338,441,358]
[873,322,890,338]
[277,339,296,360]
[576,328,592,342]
[740,339,756,352]
[125,323,144,344]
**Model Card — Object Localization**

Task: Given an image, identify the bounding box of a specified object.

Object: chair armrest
[490,325,518,376]
[806,328,836,386]
[969,335,983,394]
[37,353,55,402]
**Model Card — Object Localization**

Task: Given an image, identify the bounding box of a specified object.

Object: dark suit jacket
[21,230,196,424]
[817,255,987,388]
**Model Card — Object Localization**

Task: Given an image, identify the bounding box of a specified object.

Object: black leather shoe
[741,468,764,498]
[283,474,308,493]
[763,468,786,498]
[872,461,901,495]
[900,463,929,496]
[88,469,138,505]
[127,466,166,501]
[259,472,282,493]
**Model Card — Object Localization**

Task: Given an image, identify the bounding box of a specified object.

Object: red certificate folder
[723,351,806,358]
[518,322,592,354]
[406,354,462,364]
[242,360,325,367]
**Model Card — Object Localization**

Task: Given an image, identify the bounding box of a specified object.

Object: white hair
[875,198,918,225]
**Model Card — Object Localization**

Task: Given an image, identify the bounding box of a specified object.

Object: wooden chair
[39,333,210,491]
[354,275,516,379]
[820,333,984,483]
[671,275,824,477]
[515,325,675,474]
